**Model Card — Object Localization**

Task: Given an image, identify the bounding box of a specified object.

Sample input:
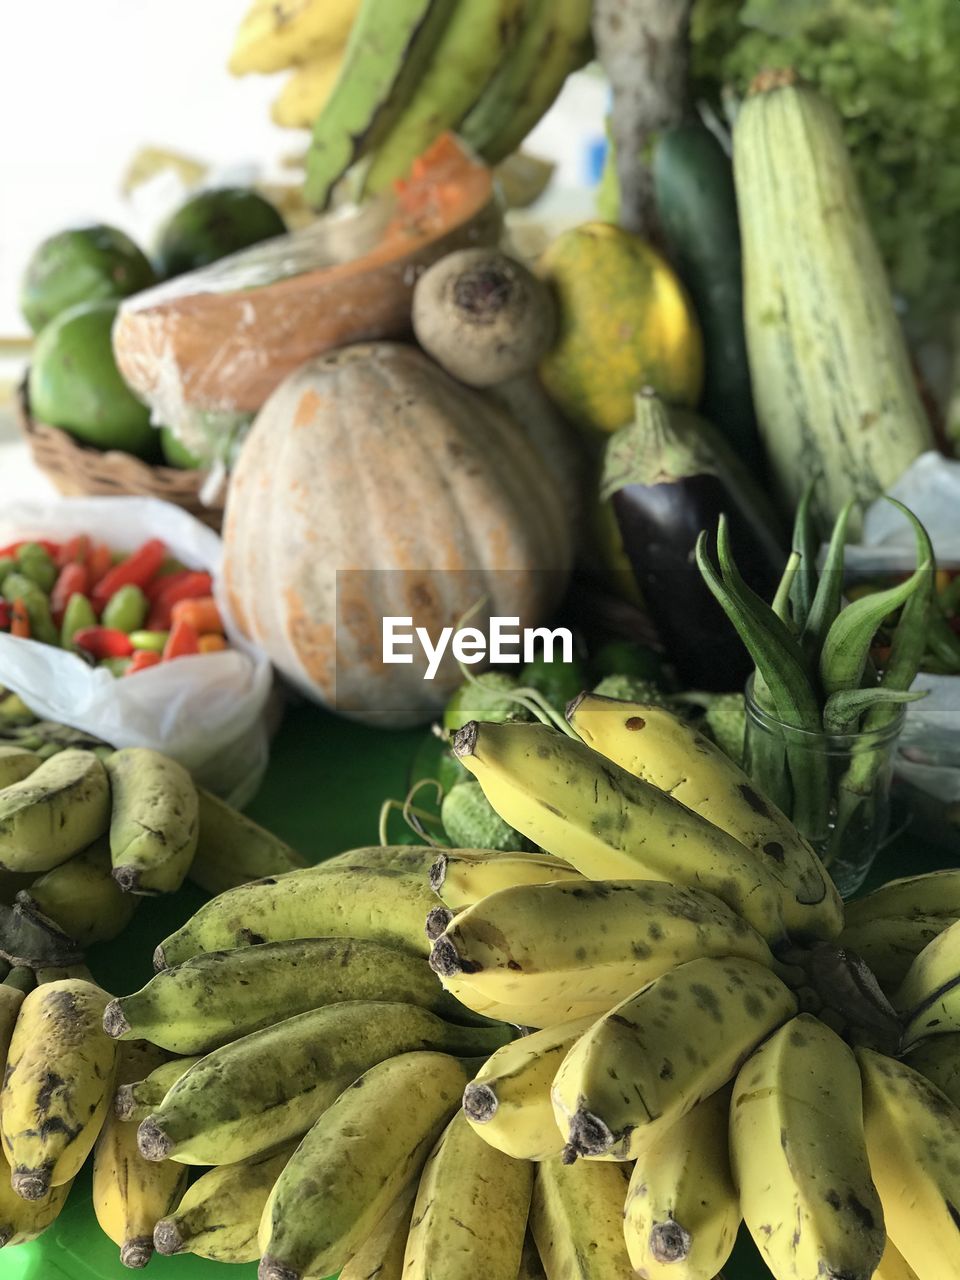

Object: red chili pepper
[91,539,168,612]
[145,568,194,603]
[55,534,91,568]
[86,543,114,591]
[49,563,90,626]
[0,601,10,629]
[125,649,162,675]
[162,617,199,660]
[72,626,134,660]
[148,572,214,631]
[10,600,30,639]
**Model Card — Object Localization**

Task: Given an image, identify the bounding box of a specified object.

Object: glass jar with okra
[697,489,935,896]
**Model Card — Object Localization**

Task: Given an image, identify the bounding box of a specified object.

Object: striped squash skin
[733,78,934,535]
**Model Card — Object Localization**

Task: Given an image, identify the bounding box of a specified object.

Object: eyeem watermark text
[383,616,573,680]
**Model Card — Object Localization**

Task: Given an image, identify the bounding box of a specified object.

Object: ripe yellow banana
[624,1084,739,1280]
[137,1001,508,1167]
[105,748,198,895]
[464,1015,599,1161]
[844,869,960,928]
[339,1183,415,1280]
[903,1031,960,1108]
[732,1015,884,1280]
[93,1041,188,1269]
[875,1238,921,1280]
[0,749,110,872]
[429,849,582,910]
[105,936,481,1055]
[153,1144,295,1262]
[188,787,306,896]
[155,865,442,968]
[0,977,117,1198]
[402,1108,533,1280]
[529,1155,633,1279]
[229,0,362,76]
[568,694,843,941]
[15,836,138,945]
[551,955,797,1161]
[272,47,346,129]
[893,915,960,1016]
[114,1055,202,1124]
[838,912,952,992]
[858,1047,960,1277]
[258,1052,469,1280]
[454,721,792,944]
[429,878,779,1027]
[0,1148,72,1246]
[0,745,42,789]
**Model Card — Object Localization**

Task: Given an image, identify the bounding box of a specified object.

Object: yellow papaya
[537,222,704,434]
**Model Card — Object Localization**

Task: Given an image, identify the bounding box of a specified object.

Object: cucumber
[653,120,762,473]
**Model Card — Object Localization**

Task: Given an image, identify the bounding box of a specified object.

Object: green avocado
[20,224,156,334]
[155,187,286,278]
[160,426,205,469]
[28,300,158,458]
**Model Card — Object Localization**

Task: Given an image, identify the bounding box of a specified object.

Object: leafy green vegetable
[691,0,960,328]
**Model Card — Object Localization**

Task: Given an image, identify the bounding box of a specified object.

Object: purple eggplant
[602,389,785,690]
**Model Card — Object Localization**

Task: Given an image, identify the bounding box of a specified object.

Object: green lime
[20,224,156,333]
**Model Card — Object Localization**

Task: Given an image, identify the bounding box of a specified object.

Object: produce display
[0,534,232,674]
[9,0,960,1277]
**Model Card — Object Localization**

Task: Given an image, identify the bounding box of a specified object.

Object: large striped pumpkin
[222,343,573,727]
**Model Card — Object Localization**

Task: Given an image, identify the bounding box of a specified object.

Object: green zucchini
[733,71,935,536]
[653,120,762,473]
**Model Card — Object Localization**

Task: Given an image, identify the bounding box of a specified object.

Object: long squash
[733,70,934,535]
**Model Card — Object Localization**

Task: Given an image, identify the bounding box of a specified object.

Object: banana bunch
[228,0,592,208]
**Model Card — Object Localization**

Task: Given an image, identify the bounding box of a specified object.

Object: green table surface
[0,701,945,1280]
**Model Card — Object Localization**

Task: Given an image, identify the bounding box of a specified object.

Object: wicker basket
[14,381,226,531]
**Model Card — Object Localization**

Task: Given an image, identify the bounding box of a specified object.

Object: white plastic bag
[843,452,960,801]
[0,497,273,805]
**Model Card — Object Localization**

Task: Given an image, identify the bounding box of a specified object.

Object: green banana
[845,870,960,928]
[339,1185,415,1280]
[429,878,779,1027]
[551,955,797,1161]
[321,844,441,875]
[893,915,960,1024]
[401,1109,533,1280]
[361,0,525,194]
[105,748,199,894]
[189,787,306,895]
[153,1145,296,1262]
[114,1056,202,1124]
[0,749,110,872]
[0,745,42,789]
[15,836,138,945]
[530,1155,634,1279]
[454,720,792,944]
[104,936,487,1054]
[136,1001,509,1166]
[858,1047,960,1277]
[463,1014,596,1160]
[154,865,443,968]
[903,1032,960,1108]
[624,1085,739,1280]
[460,0,592,163]
[304,0,455,208]
[732,1015,884,1280]
[258,1052,469,1280]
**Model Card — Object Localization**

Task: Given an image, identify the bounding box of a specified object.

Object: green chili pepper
[1,574,58,645]
[101,584,149,634]
[129,630,170,653]
[15,543,57,593]
[0,557,16,588]
[60,592,98,651]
